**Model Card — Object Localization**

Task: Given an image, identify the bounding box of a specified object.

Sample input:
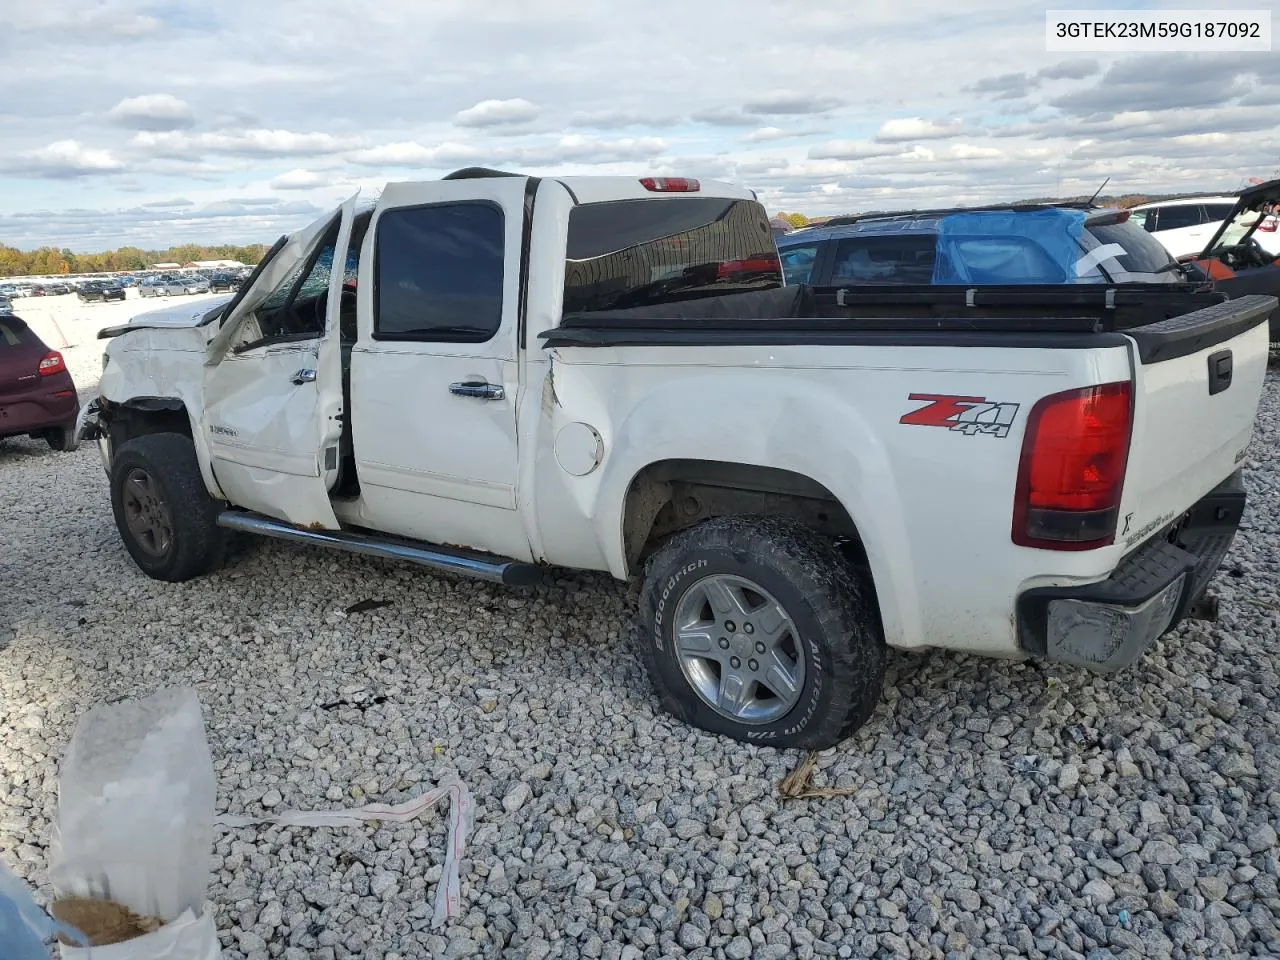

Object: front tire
[636,516,886,749]
[110,432,231,582]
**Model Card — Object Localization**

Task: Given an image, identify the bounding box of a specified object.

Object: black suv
[77,281,126,302]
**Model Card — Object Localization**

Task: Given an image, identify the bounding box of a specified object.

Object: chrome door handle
[449,380,504,400]
[292,368,317,385]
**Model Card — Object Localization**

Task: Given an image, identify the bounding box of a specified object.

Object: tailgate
[1118,294,1274,550]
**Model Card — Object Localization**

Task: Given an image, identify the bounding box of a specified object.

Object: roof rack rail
[442,167,523,180]
[817,200,1100,228]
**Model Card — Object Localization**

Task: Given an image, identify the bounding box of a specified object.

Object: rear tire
[47,425,79,452]
[635,516,886,749]
[110,432,231,582]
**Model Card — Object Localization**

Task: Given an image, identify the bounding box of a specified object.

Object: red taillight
[640,177,700,193]
[1012,382,1133,550]
[38,351,66,377]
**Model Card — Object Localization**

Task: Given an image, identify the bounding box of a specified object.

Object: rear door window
[778,244,820,285]
[563,198,780,313]
[374,202,506,342]
[936,237,1067,284]
[1154,205,1202,231]
[830,235,937,284]
[1202,203,1237,222]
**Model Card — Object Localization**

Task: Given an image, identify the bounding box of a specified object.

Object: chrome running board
[216,510,542,586]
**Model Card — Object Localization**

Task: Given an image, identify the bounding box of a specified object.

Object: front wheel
[636,516,886,749]
[110,432,231,582]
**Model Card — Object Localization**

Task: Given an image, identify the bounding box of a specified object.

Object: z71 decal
[900,394,1021,438]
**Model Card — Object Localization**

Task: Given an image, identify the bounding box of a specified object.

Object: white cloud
[108,94,195,131]
[743,127,788,143]
[948,144,1003,160]
[876,117,967,142]
[543,135,666,164]
[347,141,482,167]
[132,129,361,159]
[3,140,125,178]
[453,98,539,127]
[271,169,330,190]
[742,93,843,116]
[2,0,1277,247]
[807,140,899,160]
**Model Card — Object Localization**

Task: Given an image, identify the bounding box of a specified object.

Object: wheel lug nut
[725,621,736,633]
[718,637,730,649]
[755,641,766,654]
[730,657,741,669]
[748,659,759,671]
[744,622,754,634]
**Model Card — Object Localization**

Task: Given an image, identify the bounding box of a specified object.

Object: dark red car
[0,315,80,451]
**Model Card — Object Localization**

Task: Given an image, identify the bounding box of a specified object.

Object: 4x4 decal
[900,394,1020,438]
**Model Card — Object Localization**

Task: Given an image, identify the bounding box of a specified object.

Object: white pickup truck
[80,169,1275,748]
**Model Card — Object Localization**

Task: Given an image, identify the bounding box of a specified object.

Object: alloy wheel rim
[121,467,174,558]
[672,574,805,724]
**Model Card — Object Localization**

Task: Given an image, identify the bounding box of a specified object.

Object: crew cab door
[348,177,532,560]
[201,194,358,529]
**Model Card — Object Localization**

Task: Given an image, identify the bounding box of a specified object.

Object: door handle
[291,368,317,385]
[449,380,505,400]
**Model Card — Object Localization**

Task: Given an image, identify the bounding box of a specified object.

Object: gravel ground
[2,299,1279,959]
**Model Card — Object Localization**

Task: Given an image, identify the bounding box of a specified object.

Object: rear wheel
[110,432,231,581]
[635,516,886,749]
[46,425,79,452]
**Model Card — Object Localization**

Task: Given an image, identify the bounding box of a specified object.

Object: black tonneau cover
[541,283,1274,363]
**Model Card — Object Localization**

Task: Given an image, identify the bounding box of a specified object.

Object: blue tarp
[932,208,1088,285]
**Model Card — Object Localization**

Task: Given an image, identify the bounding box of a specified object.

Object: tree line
[0,242,268,278]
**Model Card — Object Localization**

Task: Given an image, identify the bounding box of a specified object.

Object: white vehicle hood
[98,294,234,339]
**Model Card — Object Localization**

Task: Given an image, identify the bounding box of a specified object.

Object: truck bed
[540,282,1269,361]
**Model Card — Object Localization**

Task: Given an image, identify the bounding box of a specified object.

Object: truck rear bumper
[1016,471,1245,673]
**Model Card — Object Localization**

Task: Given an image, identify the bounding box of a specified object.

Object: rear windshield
[0,318,35,347]
[563,198,781,313]
[1085,221,1178,279]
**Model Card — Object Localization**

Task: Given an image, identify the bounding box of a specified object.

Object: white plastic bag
[58,905,220,960]
[49,687,221,958]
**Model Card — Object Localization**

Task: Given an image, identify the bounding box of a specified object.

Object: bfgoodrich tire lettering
[110,432,231,582]
[636,516,886,749]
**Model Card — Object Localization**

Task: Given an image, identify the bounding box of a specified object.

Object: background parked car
[0,314,79,451]
[77,280,125,302]
[1128,196,1244,258]
[208,272,238,293]
[138,275,186,297]
[1179,178,1280,342]
[776,202,1185,288]
[0,296,12,315]
[181,275,210,295]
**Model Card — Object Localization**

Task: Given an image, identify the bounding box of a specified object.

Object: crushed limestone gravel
[2,300,1279,959]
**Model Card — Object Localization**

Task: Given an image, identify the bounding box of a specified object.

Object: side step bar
[216,511,543,586]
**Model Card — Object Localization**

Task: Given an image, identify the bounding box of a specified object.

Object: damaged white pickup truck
[81,168,1275,748]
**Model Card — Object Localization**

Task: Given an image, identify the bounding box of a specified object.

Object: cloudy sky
[2,0,1277,250]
